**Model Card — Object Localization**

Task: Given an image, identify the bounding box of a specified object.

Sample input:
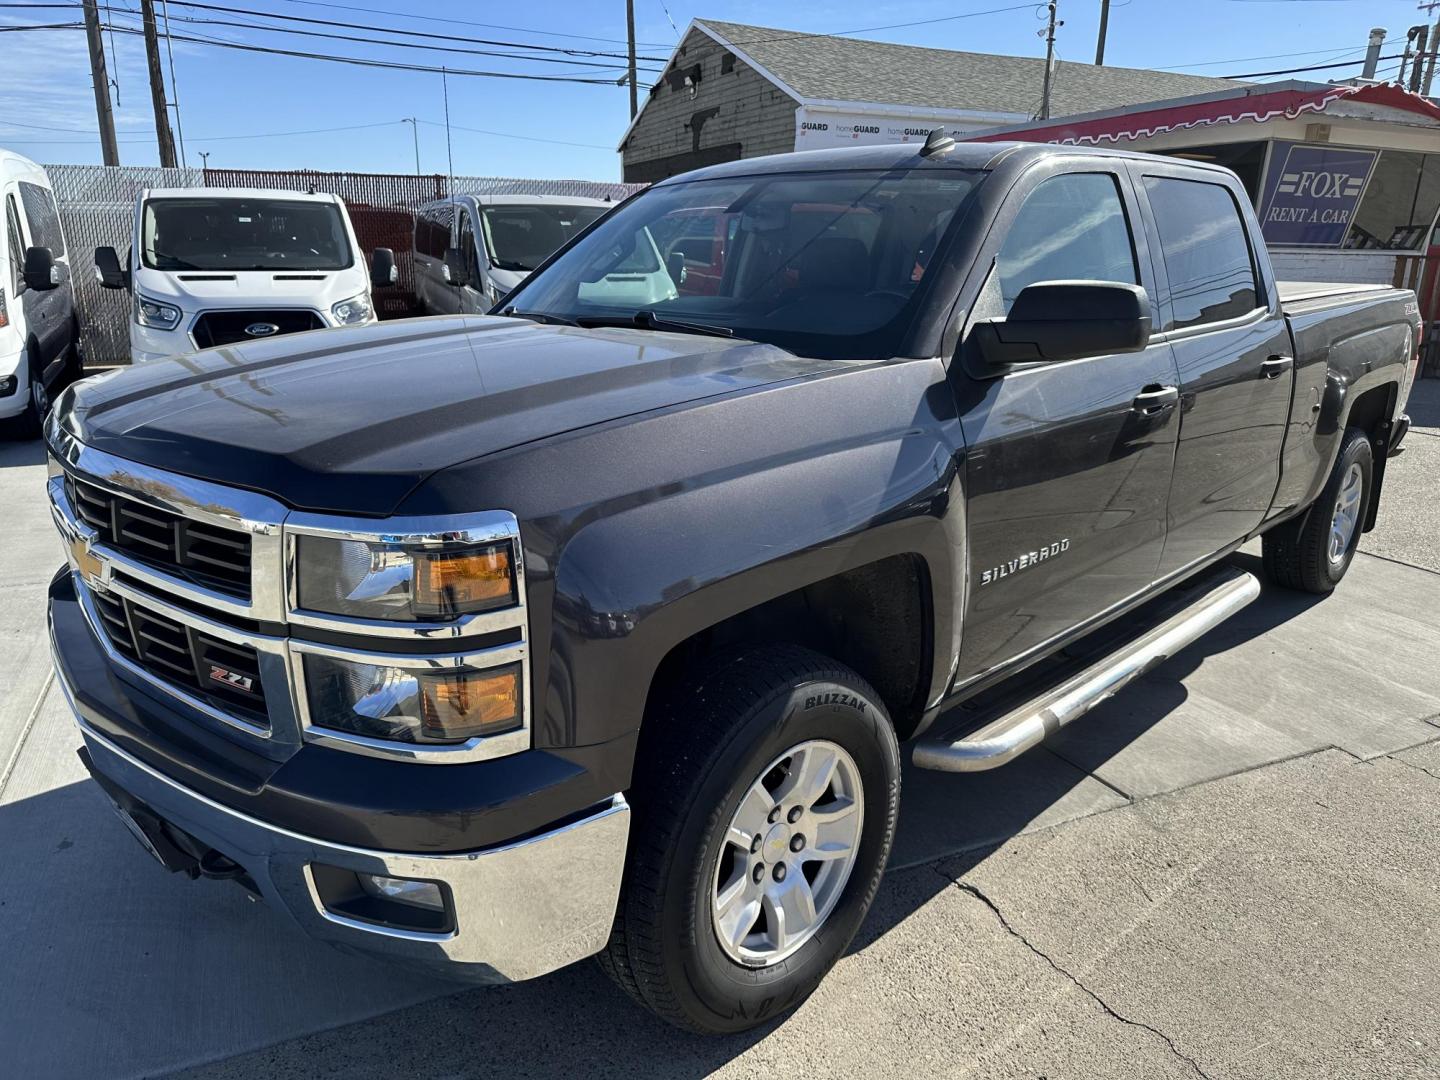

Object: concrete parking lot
[2,380,1438,1079]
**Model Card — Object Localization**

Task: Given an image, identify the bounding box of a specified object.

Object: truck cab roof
[654,139,1241,185]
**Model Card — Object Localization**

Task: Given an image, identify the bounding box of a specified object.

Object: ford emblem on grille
[244,322,280,337]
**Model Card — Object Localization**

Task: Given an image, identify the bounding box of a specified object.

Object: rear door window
[1142,176,1259,330]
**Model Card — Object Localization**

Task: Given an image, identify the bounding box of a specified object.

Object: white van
[95,187,396,362]
[1,148,80,437]
[414,193,611,314]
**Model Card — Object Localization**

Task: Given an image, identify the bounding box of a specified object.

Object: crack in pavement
[1385,753,1440,782]
[939,870,1213,1080]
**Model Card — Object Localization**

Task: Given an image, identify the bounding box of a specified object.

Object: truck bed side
[1271,283,1417,521]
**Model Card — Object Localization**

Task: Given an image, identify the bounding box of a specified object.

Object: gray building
[620,19,1245,182]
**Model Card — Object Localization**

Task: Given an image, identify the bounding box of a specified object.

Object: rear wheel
[600,645,900,1034]
[1263,426,1373,594]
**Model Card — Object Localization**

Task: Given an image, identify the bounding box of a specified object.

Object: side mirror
[23,247,60,291]
[370,247,397,288]
[666,251,688,287]
[94,245,129,290]
[443,247,471,289]
[970,281,1151,367]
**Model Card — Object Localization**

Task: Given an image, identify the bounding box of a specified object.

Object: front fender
[545,427,962,748]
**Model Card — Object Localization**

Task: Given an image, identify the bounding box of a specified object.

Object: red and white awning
[968,82,1440,146]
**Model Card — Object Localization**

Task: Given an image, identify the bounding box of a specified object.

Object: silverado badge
[980,539,1070,586]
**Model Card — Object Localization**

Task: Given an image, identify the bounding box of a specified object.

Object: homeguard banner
[1258,143,1377,247]
[793,107,986,151]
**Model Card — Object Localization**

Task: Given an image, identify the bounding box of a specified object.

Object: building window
[721,52,736,74]
[1346,150,1440,250]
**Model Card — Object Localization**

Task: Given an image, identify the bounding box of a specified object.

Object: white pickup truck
[93,187,396,362]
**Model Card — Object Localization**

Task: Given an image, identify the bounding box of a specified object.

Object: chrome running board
[913,566,1261,773]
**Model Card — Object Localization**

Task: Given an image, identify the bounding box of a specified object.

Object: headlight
[302,653,523,744]
[295,535,516,621]
[331,292,373,325]
[134,294,182,330]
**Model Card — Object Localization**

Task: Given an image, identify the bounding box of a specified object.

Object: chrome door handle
[1132,385,1179,415]
[1261,355,1293,379]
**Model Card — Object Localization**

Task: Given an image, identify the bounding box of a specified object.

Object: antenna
[920,127,956,157]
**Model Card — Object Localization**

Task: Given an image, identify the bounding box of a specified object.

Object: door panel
[1159,317,1293,572]
[952,165,1180,683]
[1135,170,1293,576]
[955,346,1181,679]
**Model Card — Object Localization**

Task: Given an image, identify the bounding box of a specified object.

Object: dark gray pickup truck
[46,139,1418,1034]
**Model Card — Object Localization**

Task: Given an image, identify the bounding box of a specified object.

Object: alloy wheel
[710,739,865,967]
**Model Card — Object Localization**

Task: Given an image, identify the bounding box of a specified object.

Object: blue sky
[0,0,1429,179]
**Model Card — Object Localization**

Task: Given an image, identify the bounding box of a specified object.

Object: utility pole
[1039,1,1061,120]
[1410,24,1430,92]
[402,117,420,173]
[1094,0,1110,65]
[139,0,178,167]
[1421,1,1440,96]
[82,0,120,165]
[625,0,638,119]
[1398,25,1423,88]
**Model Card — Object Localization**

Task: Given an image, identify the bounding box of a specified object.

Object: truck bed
[1277,280,1395,306]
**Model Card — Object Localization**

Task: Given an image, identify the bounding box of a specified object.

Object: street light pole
[402,117,421,174]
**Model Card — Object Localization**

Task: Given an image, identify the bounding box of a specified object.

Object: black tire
[1262,426,1372,594]
[600,645,900,1034]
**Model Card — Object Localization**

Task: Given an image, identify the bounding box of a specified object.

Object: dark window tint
[5,195,23,293]
[141,197,351,271]
[18,181,64,258]
[415,202,453,260]
[458,210,480,282]
[997,172,1136,311]
[1143,176,1258,329]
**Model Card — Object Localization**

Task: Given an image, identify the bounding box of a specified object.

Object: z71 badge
[980,539,1070,586]
[209,665,254,693]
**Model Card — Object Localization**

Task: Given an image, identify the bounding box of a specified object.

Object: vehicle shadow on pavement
[0,553,1338,1079]
[0,436,45,468]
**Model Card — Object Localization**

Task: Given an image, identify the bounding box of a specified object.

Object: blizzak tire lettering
[804,692,868,713]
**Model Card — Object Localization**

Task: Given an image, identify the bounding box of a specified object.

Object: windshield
[480,203,608,272]
[501,169,985,360]
[141,197,353,271]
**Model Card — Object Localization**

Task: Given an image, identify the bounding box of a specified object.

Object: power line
[1157,41,1388,71]
[274,0,675,49]
[96,22,643,84]
[715,4,1039,48]
[1222,52,1403,78]
[156,0,670,61]
[103,6,664,72]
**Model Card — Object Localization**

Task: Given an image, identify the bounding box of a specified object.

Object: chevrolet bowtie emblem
[68,531,105,586]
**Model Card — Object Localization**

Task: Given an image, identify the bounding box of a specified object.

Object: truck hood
[61,315,840,515]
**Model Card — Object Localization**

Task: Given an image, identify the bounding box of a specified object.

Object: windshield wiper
[500,308,578,326]
[574,310,734,339]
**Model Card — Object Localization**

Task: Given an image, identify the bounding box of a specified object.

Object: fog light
[0,375,15,398]
[359,873,445,912]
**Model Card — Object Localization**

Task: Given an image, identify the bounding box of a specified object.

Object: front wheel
[600,646,900,1034]
[1262,426,1373,594]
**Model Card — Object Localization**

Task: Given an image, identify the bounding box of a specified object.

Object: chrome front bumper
[58,664,631,983]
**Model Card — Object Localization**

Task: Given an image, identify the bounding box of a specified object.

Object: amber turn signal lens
[415,544,515,615]
[419,664,522,741]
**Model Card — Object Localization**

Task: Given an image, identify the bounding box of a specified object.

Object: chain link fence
[46,164,643,366]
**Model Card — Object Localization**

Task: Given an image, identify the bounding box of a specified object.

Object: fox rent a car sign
[1258,143,1377,247]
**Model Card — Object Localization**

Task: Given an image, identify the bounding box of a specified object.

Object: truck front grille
[66,475,252,599]
[192,309,325,349]
[91,587,269,728]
